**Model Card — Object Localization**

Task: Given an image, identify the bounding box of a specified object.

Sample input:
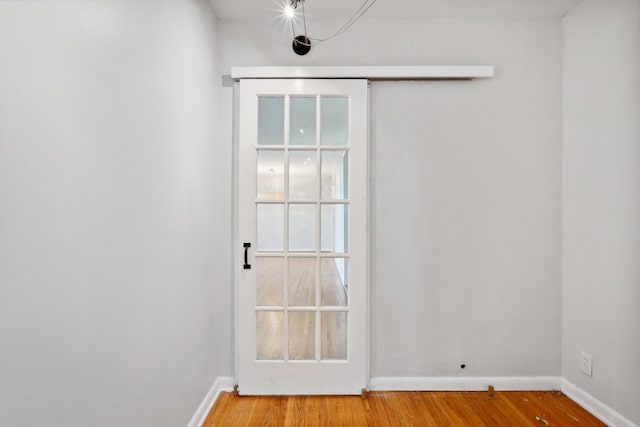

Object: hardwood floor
[203,391,606,426]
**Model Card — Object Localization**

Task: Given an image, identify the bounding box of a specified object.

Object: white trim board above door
[230,66,494,81]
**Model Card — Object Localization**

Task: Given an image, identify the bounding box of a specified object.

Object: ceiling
[209,0,582,22]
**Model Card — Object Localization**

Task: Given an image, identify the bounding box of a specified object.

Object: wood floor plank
[247,396,287,426]
[203,391,606,426]
[414,392,454,426]
[501,391,569,426]
[441,393,487,427]
[464,393,512,426]
[530,391,606,427]
[495,392,548,426]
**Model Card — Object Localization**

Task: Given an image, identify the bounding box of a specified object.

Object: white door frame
[233,78,370,395]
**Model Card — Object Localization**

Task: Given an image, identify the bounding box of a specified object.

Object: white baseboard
[187,376,235,427]
[370,376,561,391]
[561,379,637,427]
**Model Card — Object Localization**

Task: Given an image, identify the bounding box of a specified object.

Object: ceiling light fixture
[283,4,295,18]
[284,0,377,56]
[286,0,311,56]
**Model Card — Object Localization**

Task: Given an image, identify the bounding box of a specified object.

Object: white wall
[218,17,563,378]
[563,1,640,424]
[0,1,223,426]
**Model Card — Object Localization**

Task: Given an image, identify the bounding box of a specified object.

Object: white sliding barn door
[237,79,368,395]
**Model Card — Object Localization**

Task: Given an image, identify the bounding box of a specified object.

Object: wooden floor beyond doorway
[203,391,605,426]
[256,257,348,361]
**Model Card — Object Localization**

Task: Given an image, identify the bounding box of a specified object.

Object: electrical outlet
[580,351,592,376]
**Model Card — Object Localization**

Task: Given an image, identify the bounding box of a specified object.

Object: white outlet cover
[580,351,593,376]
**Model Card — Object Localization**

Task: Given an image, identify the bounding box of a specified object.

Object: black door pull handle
[243,243,251,270]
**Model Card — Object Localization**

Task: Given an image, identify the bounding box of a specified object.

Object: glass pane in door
[257,204,284,252]
[321,97,348,146]
[290,97,317,146]
[289,204,316,252]
[256,311,284,360]
[288,311,315,360]
[257,150,284,199]
[321,312,347,360]
[320,258,348,306]
[289,151,317,199]
[258,97,284,146]
[288,257,316,306]
[257,257,284,306]
[321,204,348,253]
[321,150,348,199]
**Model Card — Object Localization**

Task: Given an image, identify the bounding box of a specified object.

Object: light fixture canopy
[292,35,311,56]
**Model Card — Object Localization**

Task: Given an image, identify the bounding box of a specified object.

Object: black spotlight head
[292,35,311,56]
